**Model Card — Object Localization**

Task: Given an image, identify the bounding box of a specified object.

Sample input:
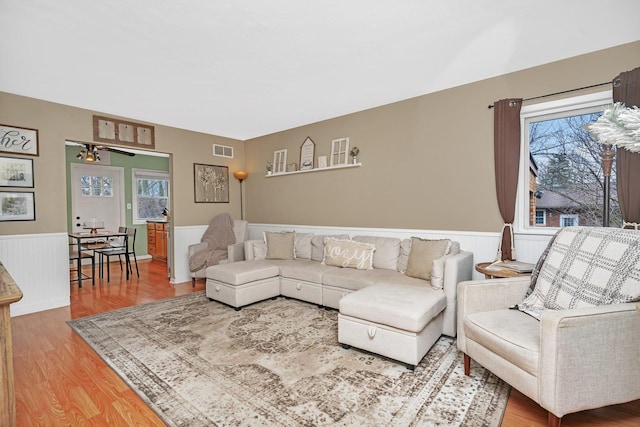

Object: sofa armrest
[456,277,531,351]
[188,241,208,258]
[539,303,640,417]
[227,242,245,262]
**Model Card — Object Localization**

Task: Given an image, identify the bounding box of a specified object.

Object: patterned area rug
[68,292,509,426]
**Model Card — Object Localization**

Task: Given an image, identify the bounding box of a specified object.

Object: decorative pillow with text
[323,238,376,270]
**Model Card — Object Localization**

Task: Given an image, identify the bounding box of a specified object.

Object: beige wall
[0,93,245,236]
[244,41,640,232]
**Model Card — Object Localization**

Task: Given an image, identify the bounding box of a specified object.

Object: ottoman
[206,260,280,310]
[338,283,447,370]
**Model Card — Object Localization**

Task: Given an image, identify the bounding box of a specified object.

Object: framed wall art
[0,191,35,221]
[273,149,287,174]
[0,124,39,156]
[0,156,34,188]
[330,137,350,166]
[93,115,155,149]
[299,137,315,170]
[194,163,229,203]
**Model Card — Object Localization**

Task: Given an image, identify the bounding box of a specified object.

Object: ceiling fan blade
[105,147,136,157]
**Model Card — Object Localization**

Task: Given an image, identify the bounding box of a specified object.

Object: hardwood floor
[10,259,640,426]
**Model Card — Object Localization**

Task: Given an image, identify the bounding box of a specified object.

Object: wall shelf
[266,163,361,177]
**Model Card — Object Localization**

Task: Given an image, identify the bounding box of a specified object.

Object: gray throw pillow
[405,237,451,281]
[265,231,295,260]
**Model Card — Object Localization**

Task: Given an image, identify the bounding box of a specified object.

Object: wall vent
[213,144,234,158]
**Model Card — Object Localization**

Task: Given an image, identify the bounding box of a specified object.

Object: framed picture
[194,164,229,203]
[273,149,287,174]
[0,156,34,187]
[331,137,350,166]
[0,124,39,156]
[286,163,298,172]
[0,191,35,221]
[318,155,328,168]
[93,115,155,149]
[299,137,315,170]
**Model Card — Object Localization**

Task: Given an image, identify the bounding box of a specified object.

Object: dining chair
[69,241,95,287]
[96,228,139,281]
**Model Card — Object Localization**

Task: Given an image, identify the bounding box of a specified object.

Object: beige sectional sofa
[205,232,473,368]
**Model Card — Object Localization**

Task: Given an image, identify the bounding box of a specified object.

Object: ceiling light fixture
[76,144,101,163]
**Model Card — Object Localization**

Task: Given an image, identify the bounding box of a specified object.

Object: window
[132,169,169,224]
[81,175,113,197]
[560,214,579,227]
[517,91,620,233]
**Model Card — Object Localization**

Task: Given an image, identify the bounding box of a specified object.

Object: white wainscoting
[0,233,70,317]
[172,223,554,285]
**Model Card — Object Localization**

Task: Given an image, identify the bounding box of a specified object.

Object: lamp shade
[233,171,248,180]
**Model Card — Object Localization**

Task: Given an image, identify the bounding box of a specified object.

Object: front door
[70,163,125,233]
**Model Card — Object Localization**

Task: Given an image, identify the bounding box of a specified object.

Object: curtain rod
[487,80,615,109]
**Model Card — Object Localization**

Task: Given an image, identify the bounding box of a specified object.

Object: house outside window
[560,214,579,227]
[517,91,620,234]
[132,169,169,224]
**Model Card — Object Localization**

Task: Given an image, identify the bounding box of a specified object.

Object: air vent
[213,144,234,158]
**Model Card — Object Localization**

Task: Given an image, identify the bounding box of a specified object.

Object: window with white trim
[132,169,169,224]
[516,91,621,233]
[560,214,579,227]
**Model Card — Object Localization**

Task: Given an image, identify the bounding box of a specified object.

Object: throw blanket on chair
[189,213,236,272]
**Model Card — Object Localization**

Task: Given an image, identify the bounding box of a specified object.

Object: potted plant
[266,161,273,175]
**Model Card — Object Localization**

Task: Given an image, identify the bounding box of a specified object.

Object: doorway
[70,163,125,233]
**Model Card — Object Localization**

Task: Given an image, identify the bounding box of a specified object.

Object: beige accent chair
[457,227,640,427]
[188,219,248,286]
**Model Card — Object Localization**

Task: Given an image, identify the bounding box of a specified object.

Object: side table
[475,262,531,279]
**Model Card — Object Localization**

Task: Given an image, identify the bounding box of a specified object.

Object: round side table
[475,262,531,279]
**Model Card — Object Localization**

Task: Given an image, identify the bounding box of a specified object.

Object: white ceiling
[2,1,639,141]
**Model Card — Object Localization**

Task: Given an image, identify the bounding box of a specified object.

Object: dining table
[68,230,130,287]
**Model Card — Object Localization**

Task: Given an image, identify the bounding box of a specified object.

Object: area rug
[68,292,509,426]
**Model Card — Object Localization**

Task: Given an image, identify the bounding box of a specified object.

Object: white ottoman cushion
[339,283,446,333]
[206,260,279,286]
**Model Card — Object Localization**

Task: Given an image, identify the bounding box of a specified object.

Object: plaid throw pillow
[517,226,640,320]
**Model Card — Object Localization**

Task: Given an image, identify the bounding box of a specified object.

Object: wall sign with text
[0,124,39,156]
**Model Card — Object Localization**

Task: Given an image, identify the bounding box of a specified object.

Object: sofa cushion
[397,238,412,273]
[250,240,267,260]
[352,235,401,270]
[294,233,313,259]
[405,238,451,281]
[206,260,280,286]
[311,234,350,261]
[339,283,447,333]
[517,226,640,320]
[323,238,375,270]
[322,268,390,291]
[431,244,461,290]
[279,259,336,284]
[265,231,295,260]
[464,309,540,376]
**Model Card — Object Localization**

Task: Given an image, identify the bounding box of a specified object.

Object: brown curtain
[494,98,523,260]
[613,67,640,228]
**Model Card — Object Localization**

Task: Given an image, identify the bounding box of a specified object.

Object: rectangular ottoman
[338,283,446,370]
[206,260,280,310]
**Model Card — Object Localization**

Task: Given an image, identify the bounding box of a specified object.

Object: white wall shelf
[265,163,361,177]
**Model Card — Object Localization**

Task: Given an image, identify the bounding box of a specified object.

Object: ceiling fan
[76,143,135,163]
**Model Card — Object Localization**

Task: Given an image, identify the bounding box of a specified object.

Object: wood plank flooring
[10,259,640,426]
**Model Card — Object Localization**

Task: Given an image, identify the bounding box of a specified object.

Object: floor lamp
[233,171,248,220]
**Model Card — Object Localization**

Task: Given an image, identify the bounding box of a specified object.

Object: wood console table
[0,261,23,427]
